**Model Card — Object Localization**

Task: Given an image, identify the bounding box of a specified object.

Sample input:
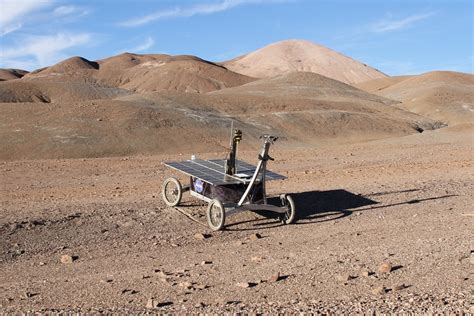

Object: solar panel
[163,158,286,185]
[208,159,286,181]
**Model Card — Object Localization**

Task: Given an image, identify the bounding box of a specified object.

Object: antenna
[229,119,234,147]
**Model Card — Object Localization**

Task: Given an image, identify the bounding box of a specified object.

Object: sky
[0,0,472,75]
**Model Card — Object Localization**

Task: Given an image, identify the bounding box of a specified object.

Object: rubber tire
[279,194,296,224]
[206,199,226,231]
[162,177,182,207]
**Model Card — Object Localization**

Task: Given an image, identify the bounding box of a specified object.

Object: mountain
[356,71,474,125]
[0,68,29,81]
[222,39,387,84]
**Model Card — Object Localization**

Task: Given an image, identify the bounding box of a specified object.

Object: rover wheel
[207,199,225,231]
[162,177,182,207]
[279,194,296,224]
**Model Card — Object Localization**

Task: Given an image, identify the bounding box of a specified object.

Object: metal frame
[162,134,294,229]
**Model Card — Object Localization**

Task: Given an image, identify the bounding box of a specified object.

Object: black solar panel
[163,158,286,185]
[208,159,286,181]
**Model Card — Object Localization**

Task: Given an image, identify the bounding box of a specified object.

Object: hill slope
[223,39,387,84]
[356,71,474,125]
[0,69,29,81]
[0,72,439,160]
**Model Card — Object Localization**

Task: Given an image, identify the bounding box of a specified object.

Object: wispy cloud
[369,11,436,33]
[0,0,53,36]
[53,5,90,18]
[119,0,287,27]
[0,33,92,70]
[122,37,155,53]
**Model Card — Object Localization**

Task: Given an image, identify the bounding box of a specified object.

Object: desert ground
[0,40,473,313]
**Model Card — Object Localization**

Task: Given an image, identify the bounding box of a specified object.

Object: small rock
[179,281,193,289]
[372,286,386,295]
[391,283,406,292]
[359,270,370,277]
[195,302,205,308]
[201,261,212,265]
[194,233,210,240]
[251,256,264,262]
[100,278,113,283]
[335,273,351,283]
[378,262,392,274]
[24,292,37,298]
[146,298,159,309]
[470,254,474,265]
[236,282,251,288]
[39,262,46,266]
[248,233,262,241]
[60,254,77,264]
[267,272,281,283]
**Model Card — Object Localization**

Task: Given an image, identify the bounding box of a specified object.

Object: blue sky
[0,0,472,75]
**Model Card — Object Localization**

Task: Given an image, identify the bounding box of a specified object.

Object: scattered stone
[179,281,193,289]
[391,283,406,292]
[39,262,46,266]
[372,286,386,295]
[470,253,474,265]
[9,223,22,231]
[146,298,160,309]
[359,270,370,277]
[201,261,212,265]
[195,302,205,308]
[268,272,281,283]
[194,233,210,240]
[121,289,138,294]
[100,278,113,283]
[251,256,264,262]
[335,273,351,283]
[378,262,392,274]
[236,282,251,288]
[60,254,77,264]
[249,233,262,241]
[155,271,168,278]
[195,284,208,290]
[24,292,37,298]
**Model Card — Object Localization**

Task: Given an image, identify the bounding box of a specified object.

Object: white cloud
[120,0,287,27]
[0,33,92,69]
[53,5,90,17]
[132,37,155,52]
[370,12,436,33]
[0,0,52,36]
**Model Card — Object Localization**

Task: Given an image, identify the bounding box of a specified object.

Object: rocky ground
[0,128,473,313]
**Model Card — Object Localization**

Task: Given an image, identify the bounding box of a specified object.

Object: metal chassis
[178,136,289,218]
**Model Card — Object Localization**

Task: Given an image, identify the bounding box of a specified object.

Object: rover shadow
[226,188,457,230]
[226,189,378,230]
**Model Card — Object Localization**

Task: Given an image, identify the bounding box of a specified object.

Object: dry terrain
[1,127,472,313]
[0,39,473,313]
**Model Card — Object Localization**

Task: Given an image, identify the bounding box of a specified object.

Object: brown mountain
[0,68,29,81]
[356,71,474,125]
[223,39,387,84]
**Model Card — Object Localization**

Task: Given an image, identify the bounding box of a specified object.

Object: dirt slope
[0,69,29,81]
[355,76,412,93]
[0,80,129,103]
[357,71,474,125]
[0,72,439,160]
[223,39,387,84]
